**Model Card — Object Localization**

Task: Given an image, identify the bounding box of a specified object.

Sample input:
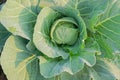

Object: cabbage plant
[0,0,120,80]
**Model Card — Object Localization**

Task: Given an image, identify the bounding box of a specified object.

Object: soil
[0,65,7,80]
[0,0,6,5]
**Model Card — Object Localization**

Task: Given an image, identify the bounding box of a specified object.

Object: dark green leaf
[0,23,11,53]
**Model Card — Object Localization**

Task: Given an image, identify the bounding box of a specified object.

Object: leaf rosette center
[33,7,87,59]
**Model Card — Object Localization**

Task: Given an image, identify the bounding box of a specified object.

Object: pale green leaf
[0,0,40,40]
[1,36,45,80]
[39,0,54,7]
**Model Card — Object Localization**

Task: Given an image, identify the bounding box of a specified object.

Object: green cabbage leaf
[0,0,120,80]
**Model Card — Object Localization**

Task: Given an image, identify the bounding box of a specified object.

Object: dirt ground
[0,65,7,80]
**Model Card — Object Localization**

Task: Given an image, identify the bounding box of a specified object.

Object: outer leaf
[85,37,100,55]
[95,0,120,58]
[91,60,120,80]
[1,36,45,80]
[113,53,120,69]
[79,49,96,67]
[0,0,40,40]
[60,68,90,80]
[59,59,120,80]
[40,56,84,78]
[39,0,54,7]
[33,7,69,59]
[77,0,109,32]
[96,15,120,47]
[95,35,120,58]
[60,72,80,80]
[0,23,11,53]
[39,49,96,78]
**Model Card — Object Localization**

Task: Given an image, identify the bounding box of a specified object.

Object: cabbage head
[0,0,120,80]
